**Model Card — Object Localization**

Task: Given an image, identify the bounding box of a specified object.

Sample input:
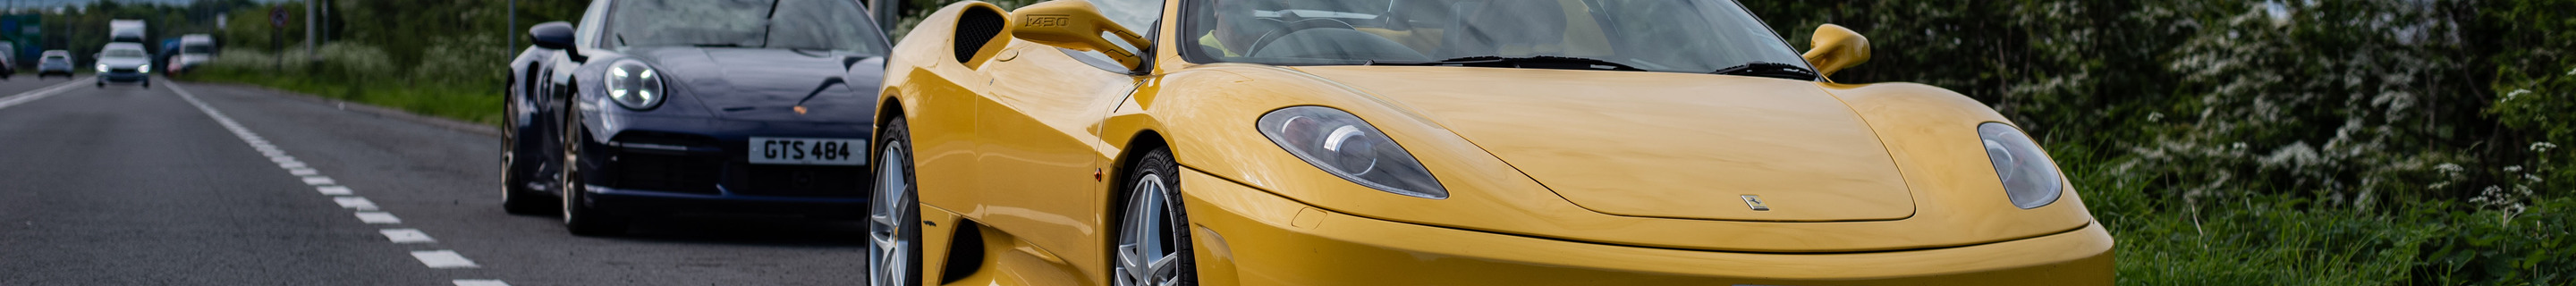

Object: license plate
[749,137,865,165]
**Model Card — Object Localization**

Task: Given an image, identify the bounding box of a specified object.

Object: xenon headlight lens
[1257,106,1447,199]
[1979,122,2064,209]
[94,63,106,72]
[138,63,150,73]
[604,59,665,110]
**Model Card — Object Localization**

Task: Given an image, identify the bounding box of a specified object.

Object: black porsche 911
[502,0,889,235]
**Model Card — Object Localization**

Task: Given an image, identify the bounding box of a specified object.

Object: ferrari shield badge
[1741,195,1770,211]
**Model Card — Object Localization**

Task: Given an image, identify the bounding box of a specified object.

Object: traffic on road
[3,0,2111,285]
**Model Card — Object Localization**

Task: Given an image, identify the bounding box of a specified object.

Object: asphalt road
[0,76,869,285]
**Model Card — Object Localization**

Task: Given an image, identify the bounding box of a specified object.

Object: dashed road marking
[354,212,402,224]
[173,80,496,282]
[409,250,480,268]
[379,229,436,243]
[453,279,511,286]
[332,197,378,210]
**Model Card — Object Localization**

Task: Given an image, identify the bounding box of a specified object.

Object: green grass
[2069,152,2574,285]
[177,69,504,127]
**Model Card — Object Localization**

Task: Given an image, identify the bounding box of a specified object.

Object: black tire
[867,117,923,286]
[560,112,629,236]
[499,97,554,215]
[1114,147,1198,286]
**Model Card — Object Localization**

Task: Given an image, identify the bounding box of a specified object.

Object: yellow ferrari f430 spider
[868,0,2114,285]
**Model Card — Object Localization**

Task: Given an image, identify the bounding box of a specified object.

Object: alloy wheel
[1114,172,1184,286]
[867,140,917,286]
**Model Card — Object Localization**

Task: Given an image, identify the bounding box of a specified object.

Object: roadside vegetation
[1744,0,2573,284]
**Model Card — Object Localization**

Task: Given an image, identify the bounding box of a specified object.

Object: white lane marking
[354,212,402,223]
[173,81,501,280]
[410,250,480,268]
[333,197,379,210]
[380,229,436,243]
[0,77,96,111]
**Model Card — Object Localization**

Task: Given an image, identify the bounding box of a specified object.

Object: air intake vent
[954,8,1006,64]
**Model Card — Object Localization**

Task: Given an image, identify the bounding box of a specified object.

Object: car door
[969,0,1165,281]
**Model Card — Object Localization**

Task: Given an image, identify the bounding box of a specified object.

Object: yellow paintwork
[1803,24,1871,80]
[879,1,2112,285]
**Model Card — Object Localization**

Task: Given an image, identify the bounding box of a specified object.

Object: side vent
[939,220,988,284]
[953,5,1011,68]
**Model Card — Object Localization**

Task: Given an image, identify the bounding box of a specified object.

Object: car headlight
[138,64,150,73]
[1979,122,2064,209]
[603,59,665,110]
[1257,106,1447,198]
[94,63,106,72]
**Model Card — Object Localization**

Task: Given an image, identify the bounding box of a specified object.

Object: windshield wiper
[1710,62,1820,80]
[1368,55,1645,72]
[692,43,750,47]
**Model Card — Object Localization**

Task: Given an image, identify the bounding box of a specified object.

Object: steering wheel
[1243,19,1359,56]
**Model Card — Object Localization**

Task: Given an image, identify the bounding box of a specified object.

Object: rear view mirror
[1801,24,1870,80]
[1008,0,1149,70]
[529,21,577,50]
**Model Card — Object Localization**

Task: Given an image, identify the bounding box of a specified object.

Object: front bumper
[1179,168,2114,285]
[583,185,868,218]
[99,72,148,82]
[574,114,875,217]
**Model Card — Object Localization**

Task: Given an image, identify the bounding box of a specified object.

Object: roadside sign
[271,7,288,28]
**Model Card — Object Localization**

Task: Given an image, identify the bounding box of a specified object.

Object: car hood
[1292,66,1914,222]
[628,46,881,123]
[100,57,149,68]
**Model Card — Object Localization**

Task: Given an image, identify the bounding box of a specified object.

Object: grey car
[95,43,149,88]
[36,50,72,79]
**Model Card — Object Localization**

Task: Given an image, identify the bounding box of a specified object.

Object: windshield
[102,49,148,58]
[183,45,213,54]
[1182,0,1809,73]
[606,0,886,54]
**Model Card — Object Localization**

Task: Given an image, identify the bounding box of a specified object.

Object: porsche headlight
[1258,106,1447,199]
[1979,122,2063,209]
[138,64,150,73]
[603,59,665,110]
[94,63,107,72]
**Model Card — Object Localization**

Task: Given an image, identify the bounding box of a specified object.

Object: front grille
[109,68,137,73]
[606,151,723,194]
[737,164,868,197]
[605,131,724,194]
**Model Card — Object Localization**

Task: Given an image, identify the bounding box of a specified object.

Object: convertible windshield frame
[1175,0,1813,75]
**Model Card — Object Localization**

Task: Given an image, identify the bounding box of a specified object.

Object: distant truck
[110,20,146,44]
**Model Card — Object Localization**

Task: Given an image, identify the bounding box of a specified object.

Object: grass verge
[176,69,502,127]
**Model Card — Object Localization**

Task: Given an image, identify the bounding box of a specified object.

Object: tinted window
[606,0,886,54]
[1181,0,1808,73]
[103,49,148,58]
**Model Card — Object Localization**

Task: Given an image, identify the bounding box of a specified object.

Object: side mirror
[529,21,578,50]
[1801,24,1870,80]
[1008,0,1150,70]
